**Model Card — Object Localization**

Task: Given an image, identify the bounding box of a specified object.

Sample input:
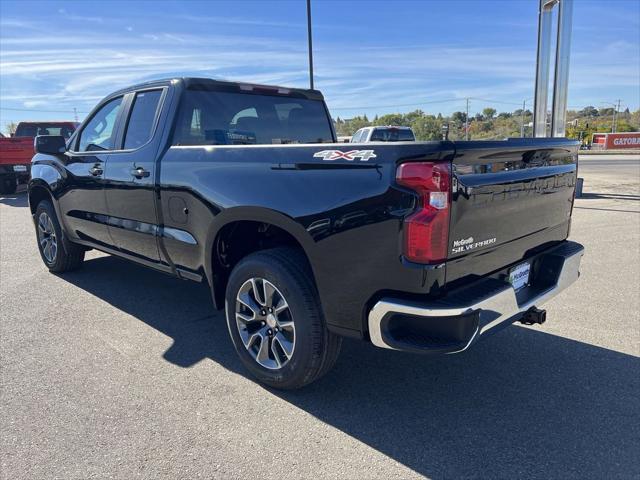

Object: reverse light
[396,161,452,264]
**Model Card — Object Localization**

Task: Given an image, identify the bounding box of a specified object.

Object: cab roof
[108,77,324,101]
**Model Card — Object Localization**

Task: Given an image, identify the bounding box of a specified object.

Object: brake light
[396,161,451,263]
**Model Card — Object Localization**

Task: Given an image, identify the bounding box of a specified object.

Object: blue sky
[1,0,638,129]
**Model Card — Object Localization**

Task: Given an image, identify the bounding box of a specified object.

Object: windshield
[173,90,334,145]
[15,123,75,138]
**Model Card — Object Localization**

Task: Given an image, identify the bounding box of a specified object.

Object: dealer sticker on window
[509,262,531,292]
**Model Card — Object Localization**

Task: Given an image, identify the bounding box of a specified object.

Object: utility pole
[520,100,526,138]
[73,107,78,123]
[611,104,615,133]
[306,0,314,90]
[614,99,621,133]
[464,98,469,141]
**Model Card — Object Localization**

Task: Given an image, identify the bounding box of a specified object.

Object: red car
[0,121,77,194]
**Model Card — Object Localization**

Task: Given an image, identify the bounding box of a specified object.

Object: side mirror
[34,135,66,155]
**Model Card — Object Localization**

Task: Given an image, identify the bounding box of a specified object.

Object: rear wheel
[35,200,85,272]
[225,247,342,389]
[0,174,17,194]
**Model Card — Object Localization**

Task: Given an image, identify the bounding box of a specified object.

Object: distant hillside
[334,107,640,143]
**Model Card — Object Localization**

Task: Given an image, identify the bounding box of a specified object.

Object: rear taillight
[396,161,451,264]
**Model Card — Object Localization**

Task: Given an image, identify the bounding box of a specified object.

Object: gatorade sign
[605,133,640,150]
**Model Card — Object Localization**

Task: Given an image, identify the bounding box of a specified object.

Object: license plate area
[13,165,27,172]
[509,262,531,292]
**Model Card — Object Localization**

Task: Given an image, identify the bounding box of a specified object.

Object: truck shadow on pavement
[0,189,28,208]
[579,192,640,201]
[62,255,639,479]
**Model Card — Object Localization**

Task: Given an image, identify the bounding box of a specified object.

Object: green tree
[404,110,425,124]
[579,106,598,117]
[411,115,443,141]
[451,111,467,124]
[482,108,496,119]
[375,113,403,126]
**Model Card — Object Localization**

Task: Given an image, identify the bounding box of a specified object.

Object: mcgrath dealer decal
[313,149,377,161]
[451,236,497,254]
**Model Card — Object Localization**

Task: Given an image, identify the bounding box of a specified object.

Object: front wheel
[225,247,341,389]
[35,200,85,272]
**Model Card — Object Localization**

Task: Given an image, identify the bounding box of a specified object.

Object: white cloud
[58,8,103,23]
[1,15,638,119]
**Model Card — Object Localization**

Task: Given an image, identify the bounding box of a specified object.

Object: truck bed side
[157,138,578,338]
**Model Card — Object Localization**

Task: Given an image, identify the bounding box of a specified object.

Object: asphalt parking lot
[1,154,639,479]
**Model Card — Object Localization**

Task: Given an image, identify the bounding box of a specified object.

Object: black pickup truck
[29,78,584,388]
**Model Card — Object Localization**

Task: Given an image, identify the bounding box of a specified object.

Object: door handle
[89,165,103,176]
[130,166,150,179]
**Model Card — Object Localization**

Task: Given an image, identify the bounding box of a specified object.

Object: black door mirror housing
[35,135,67,155]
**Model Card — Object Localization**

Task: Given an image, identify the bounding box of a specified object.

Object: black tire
[0,174,17,195]
[35,200,85,273]
[225,247,342,389]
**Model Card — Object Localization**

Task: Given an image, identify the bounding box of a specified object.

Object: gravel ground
[1,155,639,479]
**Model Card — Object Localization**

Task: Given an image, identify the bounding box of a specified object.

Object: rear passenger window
[123,90,163,149]
[172,89,333,146]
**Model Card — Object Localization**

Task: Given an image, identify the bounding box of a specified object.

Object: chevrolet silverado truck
[28,78,584,389]
[0,121,77,194]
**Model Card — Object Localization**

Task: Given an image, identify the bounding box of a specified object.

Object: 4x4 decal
[313,150,377,161]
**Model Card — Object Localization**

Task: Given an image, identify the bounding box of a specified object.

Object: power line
[331,96,621,112]
[0,107,89,114]
[331,97,464,111]
[469,97,534,106]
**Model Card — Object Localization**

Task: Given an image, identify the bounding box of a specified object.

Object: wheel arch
[204,207,317,310]
[28,181,54,215]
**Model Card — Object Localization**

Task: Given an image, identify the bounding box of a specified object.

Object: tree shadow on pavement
[61,255,640,479]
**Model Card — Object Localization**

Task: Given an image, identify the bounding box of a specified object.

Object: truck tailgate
[0,137,34,165]
[446,138,579,285]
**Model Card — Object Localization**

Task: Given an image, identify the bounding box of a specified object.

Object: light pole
[306,0,314,90]
[600,101,619,133]
[534,0,573,137]
[464,98,469,141]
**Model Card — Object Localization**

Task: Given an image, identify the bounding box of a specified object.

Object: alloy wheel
[235,277,295,370]
[37,212,57,263]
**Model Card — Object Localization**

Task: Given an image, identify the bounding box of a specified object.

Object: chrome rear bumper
[368,241,584,354]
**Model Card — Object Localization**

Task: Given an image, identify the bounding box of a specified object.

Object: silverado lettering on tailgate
[451,236,497,254]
